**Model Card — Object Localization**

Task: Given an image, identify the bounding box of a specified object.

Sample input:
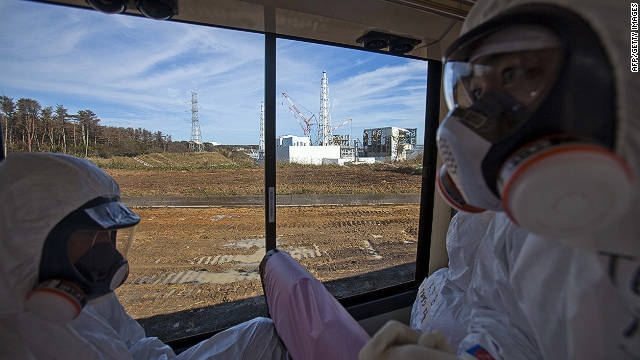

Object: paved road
[122,193,421,207]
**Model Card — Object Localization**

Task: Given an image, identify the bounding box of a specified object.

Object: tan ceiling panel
[260,0,459,36]
[262,0,465,59]
[174,0,266,32]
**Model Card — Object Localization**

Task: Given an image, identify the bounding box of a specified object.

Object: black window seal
[415,60,442,283]
[265,32,277,251]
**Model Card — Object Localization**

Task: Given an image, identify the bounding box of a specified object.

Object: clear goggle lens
[443,25,562,112]
[444,48,562,111]
[67,226,137,264]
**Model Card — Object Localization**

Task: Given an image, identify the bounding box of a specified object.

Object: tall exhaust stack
[319,71,331,146]
[259,102,265,153]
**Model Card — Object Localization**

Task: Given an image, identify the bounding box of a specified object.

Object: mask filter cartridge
[24,279,87,323]
[498,138,633,237]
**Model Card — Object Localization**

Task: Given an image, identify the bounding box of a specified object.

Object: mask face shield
[443,25,563,143]
[67,226,137,264]
[445,49,562,108]
[116,225,136,259]
[436,25,564,211]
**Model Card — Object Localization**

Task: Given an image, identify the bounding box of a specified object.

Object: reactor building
[272,71,419,165]
[361,127,417,160]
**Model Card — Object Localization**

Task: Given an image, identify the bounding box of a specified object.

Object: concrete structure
[277,134,346,165]
[277,144,341,165]
[362,127,417,160]
[351,157,376,164]
[406,144,424,161]
[278,135,311,147]
[324,156,376,165]
[340,146,355,161]
[331,134,350,146]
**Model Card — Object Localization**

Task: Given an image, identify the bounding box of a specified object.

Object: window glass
[0,1,266,342]
[275,39,427,299]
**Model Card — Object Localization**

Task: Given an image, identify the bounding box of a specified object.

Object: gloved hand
[359,320,460,360]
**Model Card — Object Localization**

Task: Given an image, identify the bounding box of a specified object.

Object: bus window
[0,1,267,342]
[275,38,428,299]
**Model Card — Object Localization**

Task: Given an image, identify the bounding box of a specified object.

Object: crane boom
[332,118,352,132]
[282,92,316,141]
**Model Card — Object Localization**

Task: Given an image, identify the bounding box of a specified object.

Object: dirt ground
[106,166,422,197]
[116,204,420,341]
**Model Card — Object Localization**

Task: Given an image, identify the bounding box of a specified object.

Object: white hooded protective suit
[0,152,286,360]
[412,0,640,359]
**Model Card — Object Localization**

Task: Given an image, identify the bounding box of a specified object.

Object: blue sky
[0,1,428,145]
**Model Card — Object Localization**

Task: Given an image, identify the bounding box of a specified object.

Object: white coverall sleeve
[410,212,494,352]
[411,266,472,353]
[508,233,639,360]
[456,215,542,360]
[77,295,287,360]
[176,317,287,360]
[74,293,176,360]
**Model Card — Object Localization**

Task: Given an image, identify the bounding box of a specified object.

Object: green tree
[0,96,15,155]
[77,109,99,157]
[55,105,68,153]
[16,98,41,152]
[40,106,54,150]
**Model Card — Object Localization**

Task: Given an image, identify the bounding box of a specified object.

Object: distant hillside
[1,95,253,158]
[89,150,255,170]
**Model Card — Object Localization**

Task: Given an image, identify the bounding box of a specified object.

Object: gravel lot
[116,204,420,341]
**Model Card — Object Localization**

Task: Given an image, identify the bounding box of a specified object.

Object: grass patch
[89,150,256,171]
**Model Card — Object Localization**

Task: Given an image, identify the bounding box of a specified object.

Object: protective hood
[0,153,120,316]
[461,0,639,182]
[445,2,640,357]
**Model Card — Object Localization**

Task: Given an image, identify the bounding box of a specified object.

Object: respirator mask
[436,6,634,238]
[25,197,140,323]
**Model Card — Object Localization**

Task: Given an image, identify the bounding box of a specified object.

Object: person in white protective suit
[361,0,639,359]
[0,152,287,360]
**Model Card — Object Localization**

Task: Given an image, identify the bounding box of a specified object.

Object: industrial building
[276,135,348,165]
[272,72,418,165]
[361,127,417,160]
[279,135,311,147]
[276,127,418,165]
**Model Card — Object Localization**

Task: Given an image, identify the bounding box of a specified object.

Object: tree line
[0,96,198,158]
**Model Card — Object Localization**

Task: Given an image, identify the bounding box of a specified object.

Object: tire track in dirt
[116,204,419,340]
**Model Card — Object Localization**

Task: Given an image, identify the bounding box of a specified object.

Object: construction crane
[281,91,317,142]
[332,118,352,132]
